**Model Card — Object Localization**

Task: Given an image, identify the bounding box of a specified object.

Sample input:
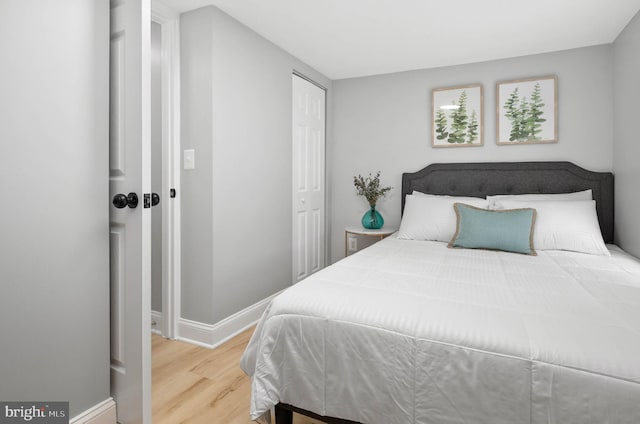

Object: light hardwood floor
[152,327,323,424]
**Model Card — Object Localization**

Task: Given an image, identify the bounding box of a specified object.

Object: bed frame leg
[274,403,293,424]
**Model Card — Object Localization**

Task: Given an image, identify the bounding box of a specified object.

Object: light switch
[184,149,195,170]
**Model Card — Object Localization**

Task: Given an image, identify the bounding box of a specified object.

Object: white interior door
[292,74,326,283]
[110,0,152,423]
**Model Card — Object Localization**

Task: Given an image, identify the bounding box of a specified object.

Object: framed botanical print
[497,75,558,145]
[432,83,483,148]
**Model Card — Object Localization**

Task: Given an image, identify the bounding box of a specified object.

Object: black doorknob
[151,193,160,207]
[112,192,139,209]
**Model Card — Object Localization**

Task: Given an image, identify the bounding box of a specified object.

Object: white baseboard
[151,310,164,336]
[70,398,116,424]
[177,290,282,349]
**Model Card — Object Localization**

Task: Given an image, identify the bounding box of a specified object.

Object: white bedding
[241,237,640,424]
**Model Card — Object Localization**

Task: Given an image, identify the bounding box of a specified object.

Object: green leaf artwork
[467,110,478,143]
[433,84,482,147]
[435,110,449,140]
[434,88,481,145]
[503,82,547,142]
[448,90,469,144]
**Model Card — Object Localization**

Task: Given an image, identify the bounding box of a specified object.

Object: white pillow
[493,199,609,255]
[398,194,489,242]
[487,189,592,208]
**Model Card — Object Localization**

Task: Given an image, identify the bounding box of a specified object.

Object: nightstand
[345,226,396,256]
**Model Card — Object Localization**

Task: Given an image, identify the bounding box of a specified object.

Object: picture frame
[432,84,483,148]
[496,75,558,145]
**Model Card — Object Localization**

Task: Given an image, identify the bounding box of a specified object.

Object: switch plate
[184,149,195,170]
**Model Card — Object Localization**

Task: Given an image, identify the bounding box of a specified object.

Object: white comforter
[241,237,640,424]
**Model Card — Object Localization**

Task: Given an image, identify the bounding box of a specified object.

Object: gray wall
[151,21,163,313]
[181,8,215,323]
[0,0,110,417]
[180,6,331,324]
[330,45,614,263]
[613,11,640,258]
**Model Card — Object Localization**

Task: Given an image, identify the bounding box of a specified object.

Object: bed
[241,161,640,424]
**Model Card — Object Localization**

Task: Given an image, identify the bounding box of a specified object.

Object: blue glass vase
[361,206,384,229]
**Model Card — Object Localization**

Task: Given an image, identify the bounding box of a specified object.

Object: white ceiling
[160,0,640,80]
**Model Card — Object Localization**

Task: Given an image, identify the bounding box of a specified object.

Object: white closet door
[292,74,326,283]
[109,0,151,422]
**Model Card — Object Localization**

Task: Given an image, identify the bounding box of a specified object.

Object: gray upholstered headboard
[401,162,614,243]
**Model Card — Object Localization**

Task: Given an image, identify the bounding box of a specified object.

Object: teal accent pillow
[448,203,537,255]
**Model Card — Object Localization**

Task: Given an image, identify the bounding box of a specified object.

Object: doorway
[108,1,180,421]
